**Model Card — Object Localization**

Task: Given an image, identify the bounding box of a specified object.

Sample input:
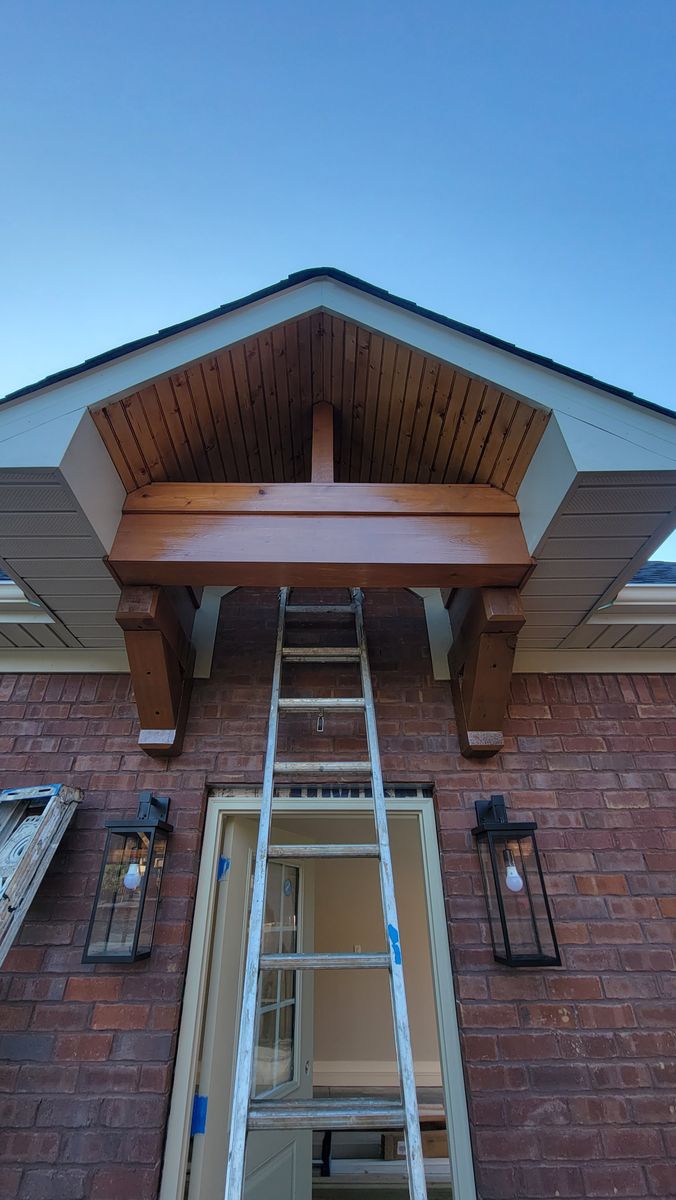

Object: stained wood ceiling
[91,313,550,495]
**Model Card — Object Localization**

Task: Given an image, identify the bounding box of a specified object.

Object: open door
[188,817,314,1200]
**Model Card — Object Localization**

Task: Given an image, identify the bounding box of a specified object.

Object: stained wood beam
[110,481,531,589]
[116,586,198,757]
[109,514,531,589]
[447,587,525,758]
[124,482,520,516]
[311,402,335,483]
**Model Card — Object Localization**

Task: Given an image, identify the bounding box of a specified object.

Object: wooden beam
[311,402,335,482]
[116,585,198,757]
[109,512,532,589]
[447,588,525,757]
[124,482,519,516]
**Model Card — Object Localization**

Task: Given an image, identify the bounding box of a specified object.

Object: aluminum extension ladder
[223,587,428,1200]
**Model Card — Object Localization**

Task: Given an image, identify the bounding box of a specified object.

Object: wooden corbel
[116,585,201,757]
[446,587,525,757]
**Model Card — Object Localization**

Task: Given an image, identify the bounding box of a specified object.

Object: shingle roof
[3,267,675,419]
[629,561,676,584]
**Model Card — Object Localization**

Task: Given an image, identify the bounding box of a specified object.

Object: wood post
[116,586,200,757]
[311,402,335,483]
[446,587,525,757]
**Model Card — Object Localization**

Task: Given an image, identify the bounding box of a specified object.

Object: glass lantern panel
[492,831,557,962]
[477,837,506,959]
[87,831,148,959]
[137,830,168,956]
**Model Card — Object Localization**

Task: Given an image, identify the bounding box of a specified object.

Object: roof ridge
[3,266,675,420]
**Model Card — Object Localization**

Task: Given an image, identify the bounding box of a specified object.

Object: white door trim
[160,790,477,1200]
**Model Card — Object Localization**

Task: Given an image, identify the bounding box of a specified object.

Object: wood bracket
[311,401,335,483]
[446,587,525,758]
[116,585,200,757]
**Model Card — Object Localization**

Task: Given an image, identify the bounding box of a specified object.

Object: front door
[188,817,314,1200]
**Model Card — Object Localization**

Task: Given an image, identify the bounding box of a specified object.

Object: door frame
[159,788,477,1200]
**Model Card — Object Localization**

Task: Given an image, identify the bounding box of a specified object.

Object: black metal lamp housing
[473,795,561,968]
[83,792,173,964]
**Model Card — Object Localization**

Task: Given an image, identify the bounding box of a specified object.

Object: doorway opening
[161,788,475,1200]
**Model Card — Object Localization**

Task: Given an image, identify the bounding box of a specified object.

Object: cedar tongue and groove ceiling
[91,313,549,493]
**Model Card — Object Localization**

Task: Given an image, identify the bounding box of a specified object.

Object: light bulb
[123,862,142,891]
[503,849,524,893]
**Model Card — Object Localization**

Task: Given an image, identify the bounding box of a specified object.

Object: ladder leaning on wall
[223,586,428,1200]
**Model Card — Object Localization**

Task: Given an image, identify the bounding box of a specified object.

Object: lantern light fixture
[473,794,561,968]
[82,792,172,964]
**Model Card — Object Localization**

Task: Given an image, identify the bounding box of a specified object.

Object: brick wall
[1,588,674,1199]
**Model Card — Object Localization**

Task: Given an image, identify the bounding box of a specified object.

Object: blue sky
[1,1,675,554]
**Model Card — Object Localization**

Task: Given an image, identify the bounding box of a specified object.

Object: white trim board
[514,649,676,673]
[3,276,676,469]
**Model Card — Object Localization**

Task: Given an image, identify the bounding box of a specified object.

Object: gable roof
[3,267,674,420]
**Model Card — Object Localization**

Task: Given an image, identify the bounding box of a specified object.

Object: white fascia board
[555,411,676,472]
[59,411,126,552]
[0,649,129,672]
[0,405,89,470]
[589,583,676,624]
[3,275,675,470]
[516,417,577,554]
[616,584,676,604]
[317,281,676,461]
[0,583,53,622]
[0,279,328,450]
[515,648,676,673]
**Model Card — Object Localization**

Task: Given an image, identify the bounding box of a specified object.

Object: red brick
[539,1127,601,1158]
[0,1131,60,1163]
[575,873,628,895]
[90,1003,150,1030]
[578,1003,636,1029]
[17,1169,87,1199]
[583,1163,648,1196]
[499,1032,559,1059]
[53,1033,112,1061]
[646,1163,676,1195]
[91,1167,157,1200]
[64,977,123,1002]
[0,1167,21,1198]
[601,1126,664,1158]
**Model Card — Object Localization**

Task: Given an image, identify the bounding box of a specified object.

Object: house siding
[0,588,674,1200]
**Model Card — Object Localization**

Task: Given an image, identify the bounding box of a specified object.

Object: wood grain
[109,512,531,588]
[92,313,549,494]
[123,482,520,516]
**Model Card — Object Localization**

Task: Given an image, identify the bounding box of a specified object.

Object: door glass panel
[253,862,299,1097]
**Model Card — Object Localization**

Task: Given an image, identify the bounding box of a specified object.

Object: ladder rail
[224,585,429,1200]
[223,587,289,1200]
[352,587,428,1199]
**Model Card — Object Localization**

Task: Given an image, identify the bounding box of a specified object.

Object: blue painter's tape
[387,923,402,966]
[217,856,231,881]
[191,1093,208,1135]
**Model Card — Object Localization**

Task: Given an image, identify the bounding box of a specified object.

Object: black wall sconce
[473,794,560,968]
[83,792,172,963]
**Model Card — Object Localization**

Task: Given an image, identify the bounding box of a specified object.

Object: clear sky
[1,1,675,554]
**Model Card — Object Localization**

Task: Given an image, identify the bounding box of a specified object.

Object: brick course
[1,588,675,1199]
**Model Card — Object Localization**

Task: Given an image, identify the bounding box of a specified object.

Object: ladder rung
[278,697,365,711]
[248,1099,406,1131]
[259,952,389,970]
[286,605,355,614]
[268,843,380,859]
[282,647,360,662]
[274,761,372,775]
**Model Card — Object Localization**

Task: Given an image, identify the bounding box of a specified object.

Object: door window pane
[254,862,299,1097]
